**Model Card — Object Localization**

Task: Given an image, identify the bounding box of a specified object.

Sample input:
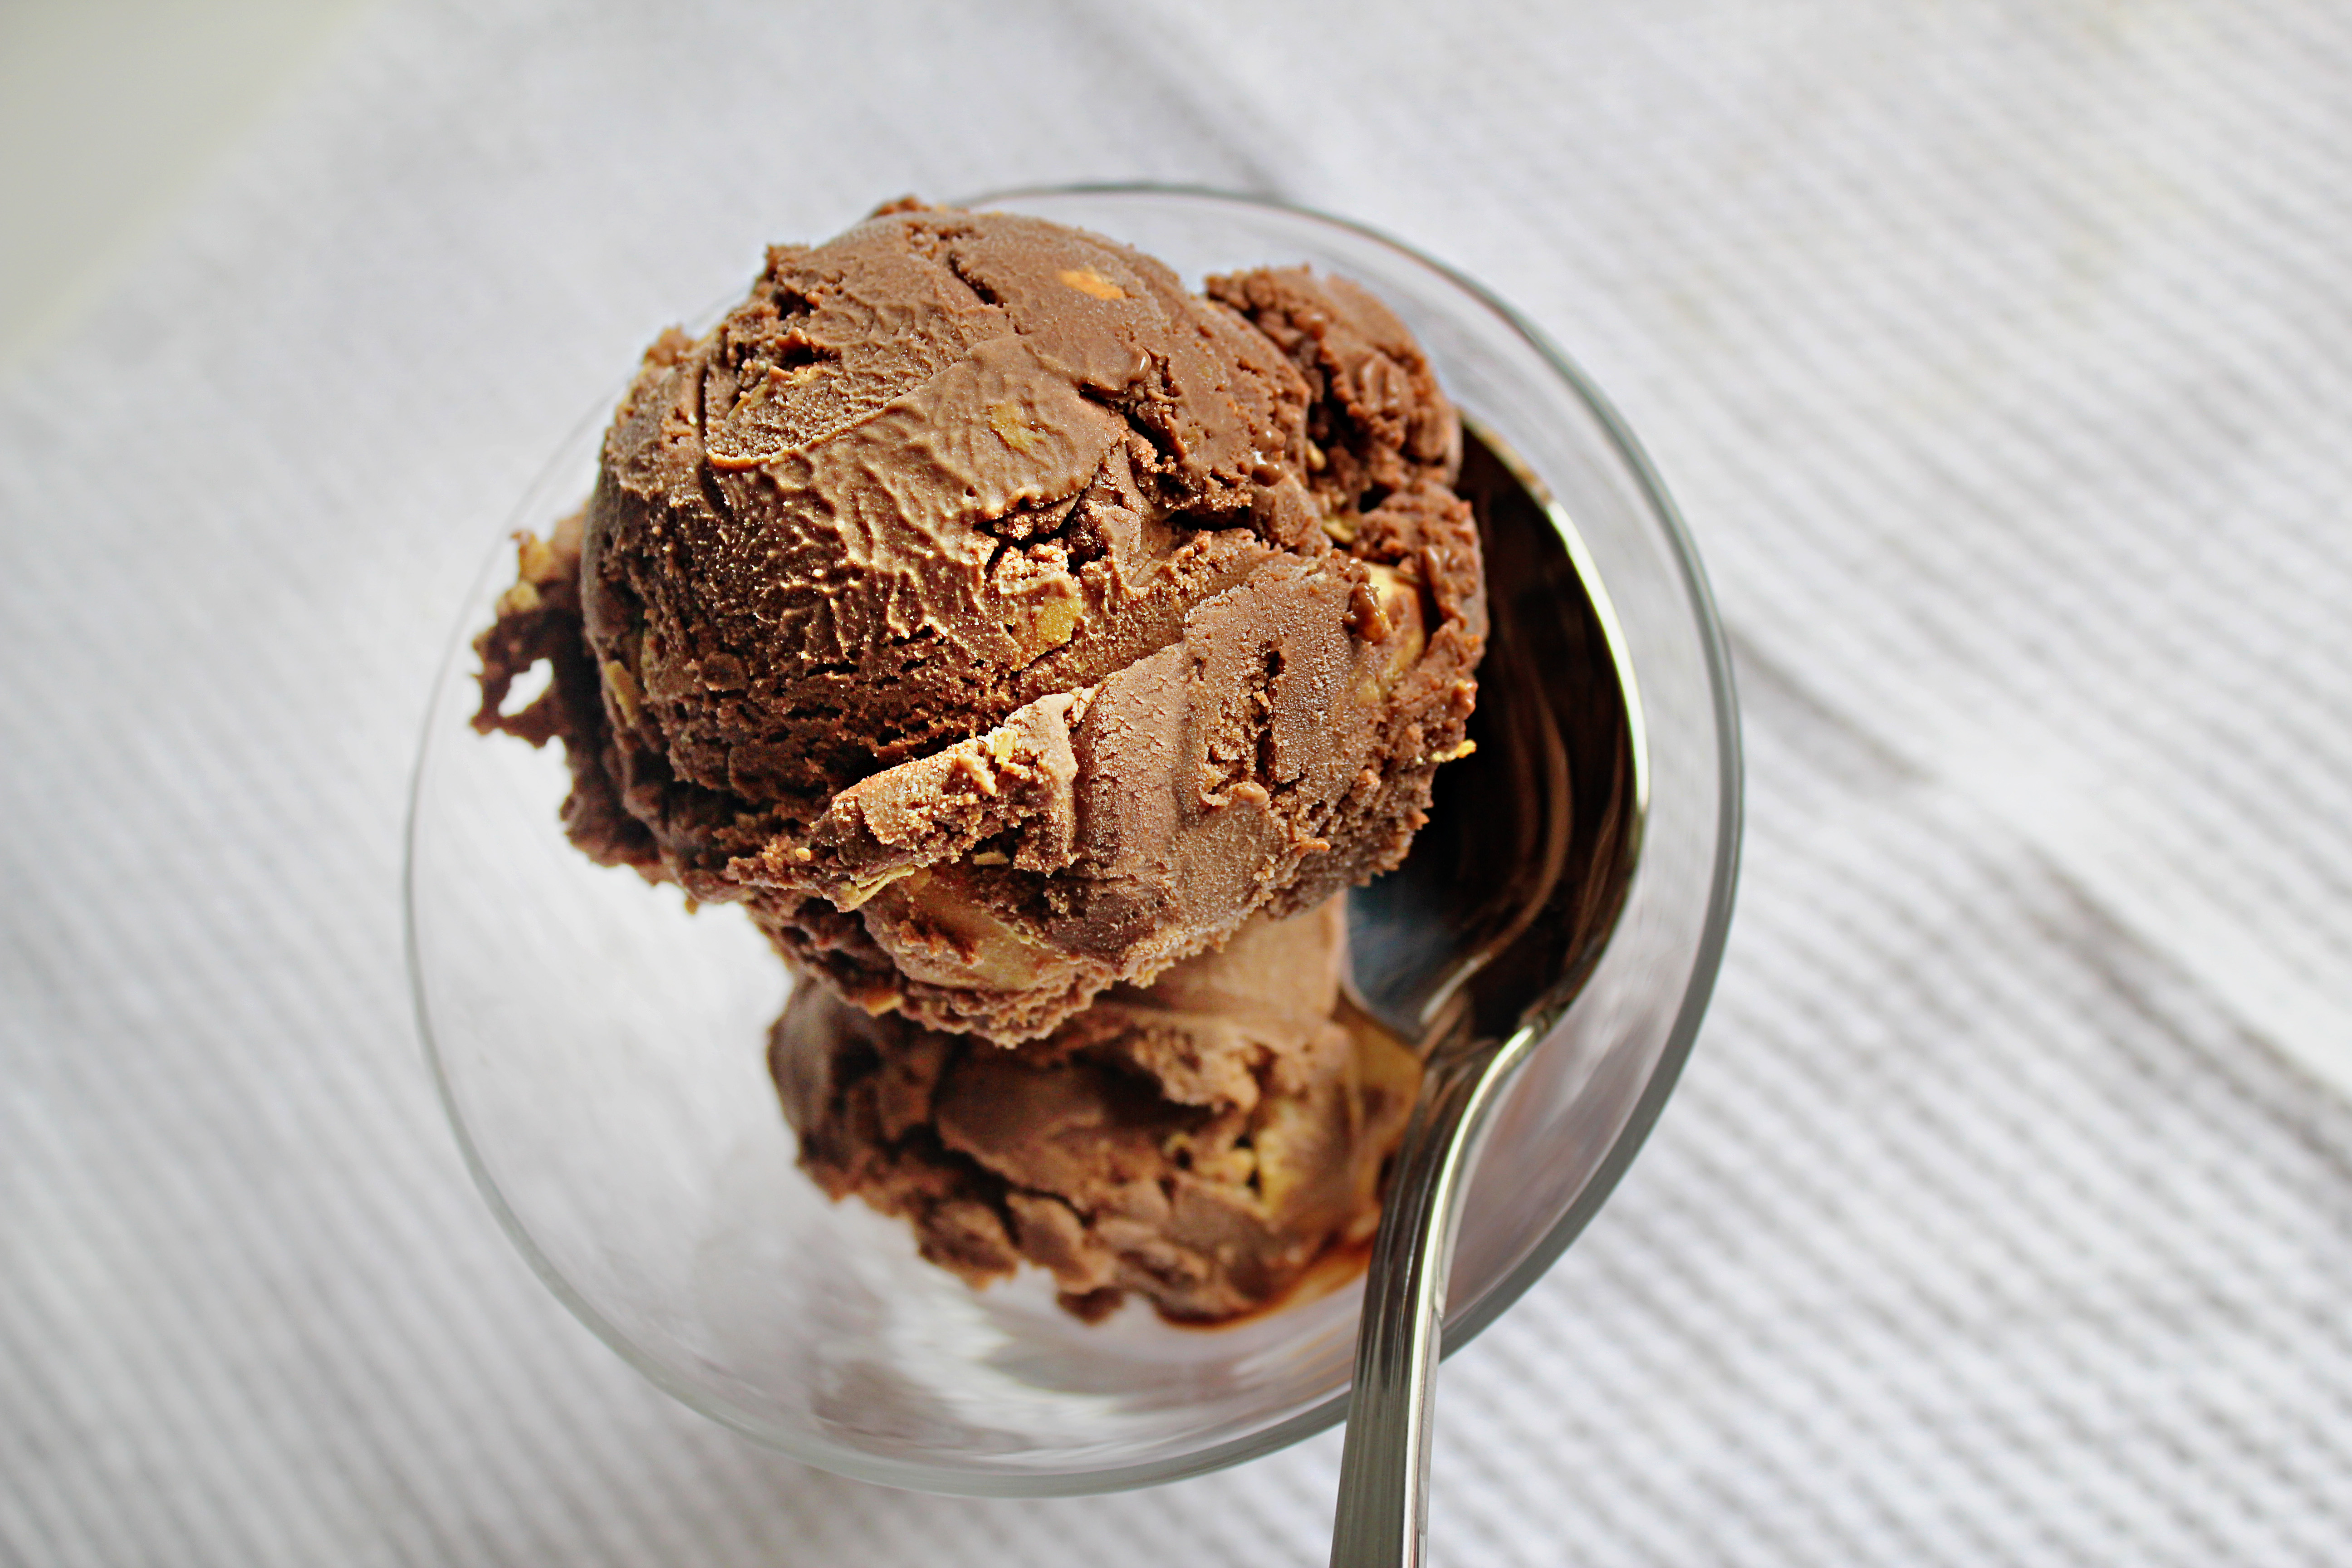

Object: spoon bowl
[1350,426,1646,1047]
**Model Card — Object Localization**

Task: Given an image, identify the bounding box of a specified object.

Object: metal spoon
[1331,424,1648,1568]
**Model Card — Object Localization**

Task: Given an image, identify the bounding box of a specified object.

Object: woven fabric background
[5,1,2350,1562]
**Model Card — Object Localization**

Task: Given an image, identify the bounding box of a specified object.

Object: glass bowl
[405,185,1741,1496]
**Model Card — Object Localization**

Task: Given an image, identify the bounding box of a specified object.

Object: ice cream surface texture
[772,898,1422,1323]
[476,201,1487,1046]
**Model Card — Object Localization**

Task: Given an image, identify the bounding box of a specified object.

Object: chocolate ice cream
[770,899,1422,1323]
[476,202,1485,1043]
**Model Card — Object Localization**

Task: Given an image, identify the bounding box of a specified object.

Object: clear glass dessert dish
[405,185,1741,1496]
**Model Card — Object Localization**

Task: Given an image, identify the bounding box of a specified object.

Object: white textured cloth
[6,1,2351,1562]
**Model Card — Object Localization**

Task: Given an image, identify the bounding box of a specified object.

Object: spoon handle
[1329,1031,1531,1568]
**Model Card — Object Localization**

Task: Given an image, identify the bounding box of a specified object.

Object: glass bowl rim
[404,181,1744,1498]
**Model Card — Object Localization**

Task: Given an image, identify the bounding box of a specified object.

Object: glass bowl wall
[406,186,1740,1496]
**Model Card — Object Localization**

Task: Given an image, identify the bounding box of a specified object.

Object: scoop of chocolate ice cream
[770,900,1421,1323]
[476,203,1484,1042]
